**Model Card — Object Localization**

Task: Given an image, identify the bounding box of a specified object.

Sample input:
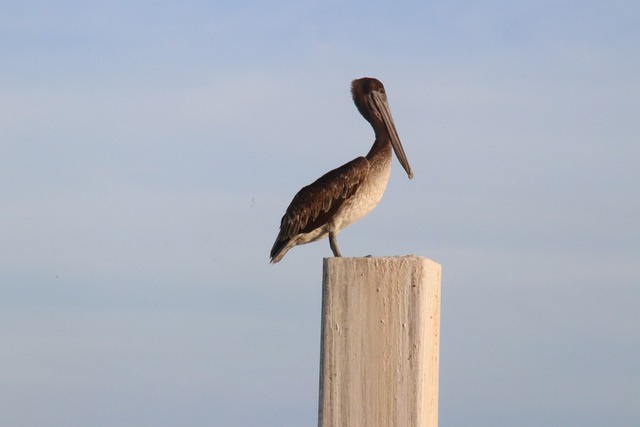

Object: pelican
[270,77,413,263]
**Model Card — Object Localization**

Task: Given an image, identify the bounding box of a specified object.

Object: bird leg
[329,232,342,257]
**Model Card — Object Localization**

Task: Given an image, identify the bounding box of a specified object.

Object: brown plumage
[270,77,413,263]
[271,157,368,259]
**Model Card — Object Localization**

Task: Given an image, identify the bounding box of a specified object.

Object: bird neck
[366,134,392,160]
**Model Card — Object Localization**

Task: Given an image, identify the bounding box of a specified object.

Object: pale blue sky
[1,1,639,426]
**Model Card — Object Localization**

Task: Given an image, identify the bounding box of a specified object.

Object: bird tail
[269,238,293,264]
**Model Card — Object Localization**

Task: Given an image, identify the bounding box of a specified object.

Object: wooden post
[318,256,441,427]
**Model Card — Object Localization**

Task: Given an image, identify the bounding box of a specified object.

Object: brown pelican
[270,77,413,263]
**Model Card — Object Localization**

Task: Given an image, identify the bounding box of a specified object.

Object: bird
[269,77,413,263]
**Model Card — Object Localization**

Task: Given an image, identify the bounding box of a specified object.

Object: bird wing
[275,156,370,240]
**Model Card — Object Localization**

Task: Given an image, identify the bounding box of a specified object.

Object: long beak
[371,91,413,179]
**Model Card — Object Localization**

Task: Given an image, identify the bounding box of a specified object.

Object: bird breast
[330,153,392,232]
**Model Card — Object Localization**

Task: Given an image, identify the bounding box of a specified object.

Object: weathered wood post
[318,256,441,427]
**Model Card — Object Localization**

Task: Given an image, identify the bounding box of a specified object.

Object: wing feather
[273,156,370,246]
